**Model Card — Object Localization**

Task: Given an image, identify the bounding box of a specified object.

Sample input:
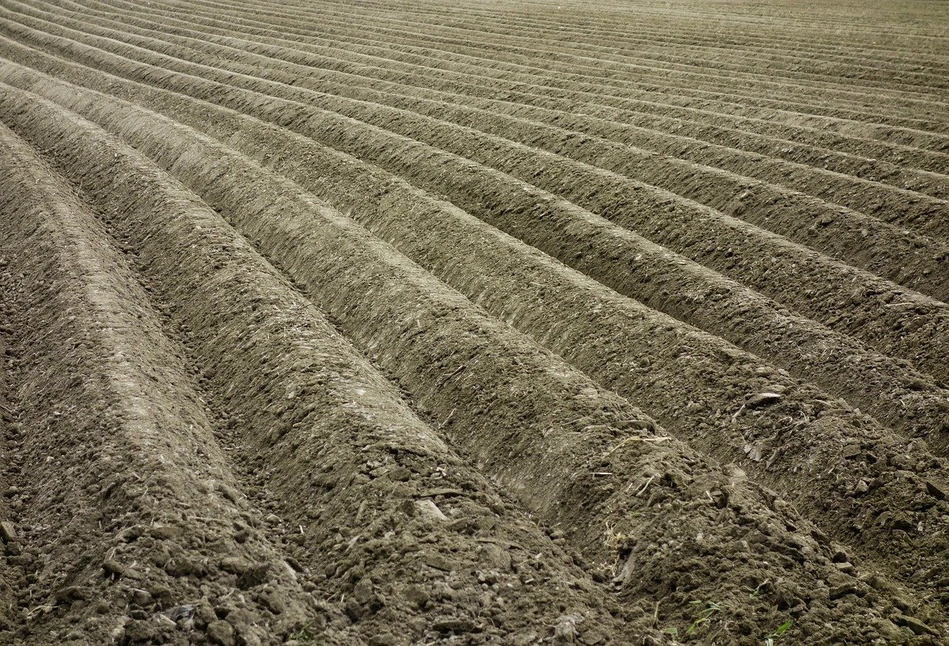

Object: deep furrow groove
[3,78,943,644]
[9,24,945,388]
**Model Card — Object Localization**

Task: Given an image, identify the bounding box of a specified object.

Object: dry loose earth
[0,0,948,644]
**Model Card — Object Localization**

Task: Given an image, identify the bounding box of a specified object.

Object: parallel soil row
[3,26,948,395]
[0,121,331,645]
[20,0,949,253]
[108,0,949,130]
[1,0,948,643]
[26,0,949,163]
[93,0,949,187]
[20,0,949,192]
[1,78,940,645]
[6,53,949,604]
[63,1,949,204]
[120,0,949,138]
[0,89,665,646]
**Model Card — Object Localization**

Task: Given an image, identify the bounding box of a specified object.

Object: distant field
[1,0,948,643]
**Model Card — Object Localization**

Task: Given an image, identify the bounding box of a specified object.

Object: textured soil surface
[0,0,948,644]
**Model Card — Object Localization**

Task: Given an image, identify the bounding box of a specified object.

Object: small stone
[146,583,175,607]
[220,556,252,575]
[207,620,236,646]
[130,589,153,608]
[853,480,870,496]
[925,480,947,500]
[829,583,859,600]
[195,602,217,628]
[165,557,201,578]
[387,467,412,482]
[841,444,862,459]
[403,587,429,607]
[892,596,914,614]
[423,553,455,572]
[103,559,141,580]
[148,525,183,541]
[481,544,512,571]
[414,499,447,521]
[892,614,937,636]
[258,590,286,614]
[156,614,177,630]
[0,521,16,543]
[54,586,89,603]
[353,578,374,605]
[745,392,782,408]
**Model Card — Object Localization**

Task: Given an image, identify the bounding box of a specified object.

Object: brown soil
[0,0,947,644]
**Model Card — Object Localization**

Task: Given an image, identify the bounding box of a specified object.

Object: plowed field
[0,0,947,644]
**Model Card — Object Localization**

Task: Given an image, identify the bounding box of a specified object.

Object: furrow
[0,238,17,643]
[11,43,948,461]
[116,0,949,120]
[0,120,336,645]
[61,0,949,201]
[25,0,949,244]
[182,0,949,91]
[0,77,936,644]
[167,0,949,130]
[103,73,949,604]
[0,86,666,646]
[283,0,949,48]
[15,0,949,158]
[24,0,949,177]
[6,27,947,390]
[282,0,949,68]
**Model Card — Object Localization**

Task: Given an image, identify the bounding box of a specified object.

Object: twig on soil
[436,364,466,388]
[730,404,746,424]
[635,475,656,497]
[25,604,53,620]
[438,408,455,429]
[0,403,13,415]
